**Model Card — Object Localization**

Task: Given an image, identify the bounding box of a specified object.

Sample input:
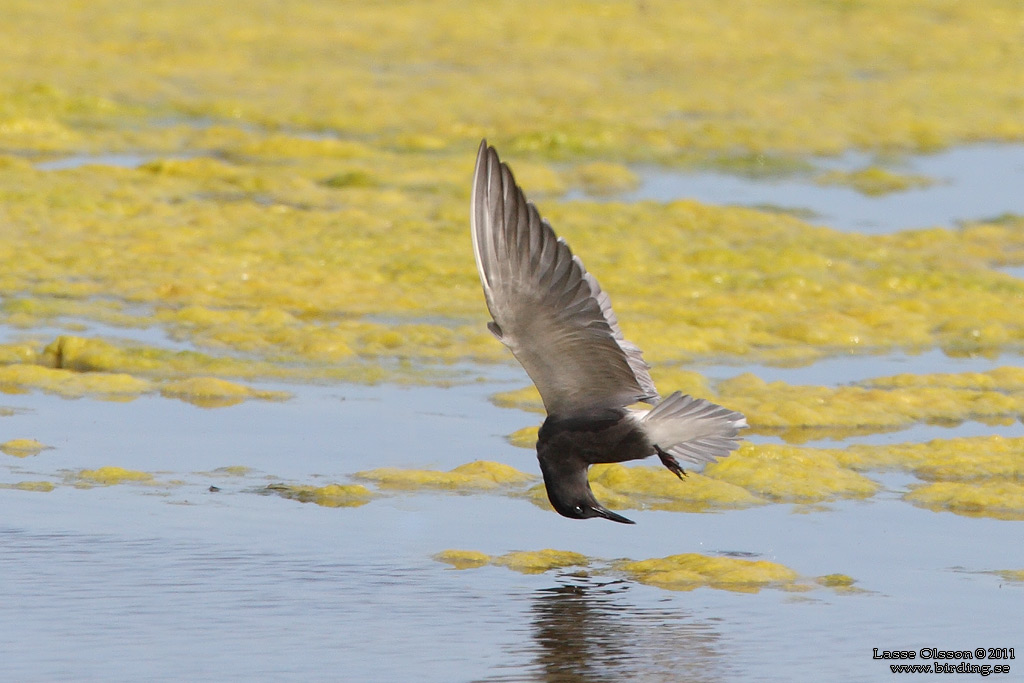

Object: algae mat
[3,1,1024,681]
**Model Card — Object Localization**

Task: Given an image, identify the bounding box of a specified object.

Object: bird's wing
[471,140,658,416]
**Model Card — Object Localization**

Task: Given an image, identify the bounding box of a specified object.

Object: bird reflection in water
[519,577,725,682]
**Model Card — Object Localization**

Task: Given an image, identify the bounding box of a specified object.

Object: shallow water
[594,144,1024,233]
[3,355,1023,681]
[4,145,1024,681]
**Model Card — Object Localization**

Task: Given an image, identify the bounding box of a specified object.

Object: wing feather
[471,140,658,416]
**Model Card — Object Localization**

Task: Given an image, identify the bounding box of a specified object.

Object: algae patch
[703,444,878,503]
[436,549,855,594]
[814,166,936,196]
[72,466,155,486]
[264,483,373,508]
[433,549,491,570]
[527,463,764,514]
[0,363,152,400]
[619,553,800,593]
[160,377,290,408]
[716,371,1024,441]
[1,438,49,457]
[1,336,293,405]
[838,436,1024,482]
[0,481,55,492]
[993,570,1024,584]
[354,460,536,491]
[904,481,1024,521]
[435,549,588,574]
[565,161,639,196]
[493,549,591,575]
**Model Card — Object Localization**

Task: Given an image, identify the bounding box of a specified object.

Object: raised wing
[471,140,658,416]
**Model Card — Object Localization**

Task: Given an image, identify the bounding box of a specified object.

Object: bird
[470,140,747,524]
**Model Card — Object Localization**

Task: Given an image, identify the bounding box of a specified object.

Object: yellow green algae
[814,574,864,594]
[703,444,879,503]
[72,466,155,486]
[492,550,591,575]
[864,366,1024,391]
[0,1,1023,386]
[0,336,292,405]
[3,1,1023,158]
[993,570,1024,583]
[159,377,290,408]
[203,465,254,478]
[714,371,1024,441]
[433,549,491,570]
[500,366,1024,445]
[365,433,1022,519]
[619,554,801,593]
[4,165,1024,376]
[435,549,589,574]
[565,162,639,196]
[527,464,763,514]
[506,426,539,449]
[354,460,536,491]
[264,483,373,508]
[835,436,1024,482]
[0,481,55,492]
[435,549,855,594]
[814,166,936,196]
[0,1,1022,535]
[1,438,49,457]
[0,363,153,400]
[904,481,1024,521]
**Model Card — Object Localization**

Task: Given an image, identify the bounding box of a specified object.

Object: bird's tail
[638,391,747,465]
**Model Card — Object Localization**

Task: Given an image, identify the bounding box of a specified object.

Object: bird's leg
[654,445,687,480]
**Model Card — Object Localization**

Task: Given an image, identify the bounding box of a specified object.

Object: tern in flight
[471,140,746,524]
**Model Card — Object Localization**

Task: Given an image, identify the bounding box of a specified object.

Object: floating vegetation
[499,365,1024,445]
[715,371,1024,441]
[159,377,290,408]
[704,444,879,503]
[264,483,374,508]
[436,548,855,594]
[0,438,49,457]
[354,460,536,491]
[904,481,1024,521]
[618,553,801,593]
[491,549,591,575]
[72,467,156,486]
[526,464,764,514]
[565,161,639,196]
[336,433,1024,521]
[814,166,936,195]
[0,481,55,492]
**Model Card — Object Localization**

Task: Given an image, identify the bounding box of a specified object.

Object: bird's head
[537,451,635,524]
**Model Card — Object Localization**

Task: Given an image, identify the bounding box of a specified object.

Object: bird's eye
[573,505,584,515]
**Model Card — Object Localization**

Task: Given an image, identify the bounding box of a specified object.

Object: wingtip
[474,139,489,177]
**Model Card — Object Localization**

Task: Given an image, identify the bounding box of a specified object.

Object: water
[2,356,1022,681]
[591,144,1024,234]
[5,144,1024,681]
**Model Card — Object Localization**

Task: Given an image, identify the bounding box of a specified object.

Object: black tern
[471,140,747,524]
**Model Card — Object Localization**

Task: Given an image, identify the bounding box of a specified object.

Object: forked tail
[639,391,747,465]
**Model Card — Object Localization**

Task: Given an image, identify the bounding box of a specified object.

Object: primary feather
[471,140,658,416]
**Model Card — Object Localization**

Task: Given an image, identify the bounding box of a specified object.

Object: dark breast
[537,408,654,465]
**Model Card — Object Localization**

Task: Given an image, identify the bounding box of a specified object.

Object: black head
[538,452,635,524]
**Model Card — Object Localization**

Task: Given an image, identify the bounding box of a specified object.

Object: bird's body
[471,140,746,524]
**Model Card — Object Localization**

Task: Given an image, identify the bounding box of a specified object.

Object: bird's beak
[591,504,635,525]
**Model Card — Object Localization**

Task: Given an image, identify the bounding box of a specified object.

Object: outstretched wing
[471,140,658,416]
